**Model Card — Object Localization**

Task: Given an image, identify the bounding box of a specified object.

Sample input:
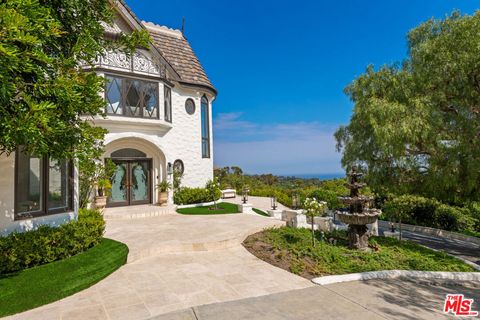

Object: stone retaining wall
[378,220,480,245]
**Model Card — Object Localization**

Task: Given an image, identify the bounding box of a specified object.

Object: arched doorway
[108,148,152,207]
[103,137,168,207]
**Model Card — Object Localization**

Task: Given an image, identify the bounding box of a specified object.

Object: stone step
[103,204,176,220]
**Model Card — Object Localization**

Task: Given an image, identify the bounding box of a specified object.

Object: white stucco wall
[0,153,79,236]
[98,82,215,205]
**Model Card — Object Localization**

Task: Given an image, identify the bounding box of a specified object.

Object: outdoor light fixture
[242,186,249,204]
[292,194,300,210]
[271,196,277,210]
[167,162,173,175]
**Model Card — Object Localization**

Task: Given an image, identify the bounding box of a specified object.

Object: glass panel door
[108,159,151,207]
[130,160,151,205]
[109,161,128,207]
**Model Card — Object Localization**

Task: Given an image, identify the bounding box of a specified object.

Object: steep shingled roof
[143,22,216,94]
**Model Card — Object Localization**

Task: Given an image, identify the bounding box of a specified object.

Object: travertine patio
[6,212,313,320]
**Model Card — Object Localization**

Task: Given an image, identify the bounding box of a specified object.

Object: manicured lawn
[253,208,269,217]
[243,227,476,279]
[177,202,239,215]
[0,238,128,317]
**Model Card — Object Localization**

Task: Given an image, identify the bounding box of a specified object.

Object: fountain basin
[337,196,374,205]
[336,210,380,225]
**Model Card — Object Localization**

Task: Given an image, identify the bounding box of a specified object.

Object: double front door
[108,159,152,207]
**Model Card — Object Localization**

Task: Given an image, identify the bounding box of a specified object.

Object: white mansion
[0,1,216,235]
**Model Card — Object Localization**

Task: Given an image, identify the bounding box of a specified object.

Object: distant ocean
[283,173,345,180]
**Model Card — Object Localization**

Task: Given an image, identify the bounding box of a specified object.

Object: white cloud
[213,113,343,175]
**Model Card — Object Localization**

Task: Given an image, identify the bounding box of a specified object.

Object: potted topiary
[95,179,112,209]
[156,180,172,206]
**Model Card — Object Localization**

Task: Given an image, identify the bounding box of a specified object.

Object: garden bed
[0,238,128,317]
[176,202,239,215]
[243,227,476,280]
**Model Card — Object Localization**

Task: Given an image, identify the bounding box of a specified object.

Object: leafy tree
[0,0,149,159]
[303,198,327,246]
[336,11,480,204]
[206,178,221,210]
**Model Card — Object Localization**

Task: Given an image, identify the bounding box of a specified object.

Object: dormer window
[105,74,159,119]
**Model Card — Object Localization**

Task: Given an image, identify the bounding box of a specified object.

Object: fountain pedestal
[336,167,381,250]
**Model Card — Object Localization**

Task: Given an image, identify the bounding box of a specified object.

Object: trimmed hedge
[174,187,221,205]
[0,209,105,275]
[383,195,477,233]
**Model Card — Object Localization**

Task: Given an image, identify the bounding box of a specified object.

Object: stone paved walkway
[151,279,480,320]
[6,213,312,320]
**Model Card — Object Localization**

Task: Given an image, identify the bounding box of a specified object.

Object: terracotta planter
[94,196,107,209]
[158,191,168,206]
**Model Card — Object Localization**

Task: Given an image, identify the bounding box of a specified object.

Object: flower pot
[94,196,107,209]
[158,191,168,206]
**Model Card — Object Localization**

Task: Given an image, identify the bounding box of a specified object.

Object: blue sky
[127,0,479,176]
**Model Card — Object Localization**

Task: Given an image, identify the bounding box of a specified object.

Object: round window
[173,159,184,174]
[185,98,196,115]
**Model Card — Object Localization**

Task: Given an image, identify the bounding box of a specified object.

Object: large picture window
[15,151,73,219]
[164,85,172,123]
[105,74,159,119]
[201,96,210,158]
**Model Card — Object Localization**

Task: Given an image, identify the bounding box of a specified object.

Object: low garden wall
[378,220,480,245]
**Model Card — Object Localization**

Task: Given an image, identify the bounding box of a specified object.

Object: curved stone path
[5,213,312,320]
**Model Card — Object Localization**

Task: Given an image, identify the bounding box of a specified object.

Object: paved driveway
[151,279,480,320]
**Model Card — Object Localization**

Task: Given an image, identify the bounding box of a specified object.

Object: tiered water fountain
[336,166,381,250]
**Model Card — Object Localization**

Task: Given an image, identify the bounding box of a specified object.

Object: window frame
[14,152,74,221]
[104,73,160,120]
[164,85,172,123]
[201,95,211,158]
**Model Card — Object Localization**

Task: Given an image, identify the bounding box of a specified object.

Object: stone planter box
[282,210,309,228]
[238,203,254,214]
[314,216,334,232]
[267,209,282,220]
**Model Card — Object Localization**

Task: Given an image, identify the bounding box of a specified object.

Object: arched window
[111,148,147,158]
[201,96,210,158]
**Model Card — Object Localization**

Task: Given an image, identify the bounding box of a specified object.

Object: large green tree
[336,11,480,204]
[0,0,148,159]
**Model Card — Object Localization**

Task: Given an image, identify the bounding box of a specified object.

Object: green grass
[176,202,239,215]
[253,208,269,217]
[244,227,476,278]
[0,238,128,317]
[463,230,480,238]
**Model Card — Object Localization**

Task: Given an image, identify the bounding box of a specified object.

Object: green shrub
[0,209,105,275]
[384,195,476,233]
[434,205,475,232]
[173,187,221,205]
[466,202,480,231]
[308,189,340,209]
[249,188,291,207]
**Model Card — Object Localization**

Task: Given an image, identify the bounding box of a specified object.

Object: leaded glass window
[105,75,159,119]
